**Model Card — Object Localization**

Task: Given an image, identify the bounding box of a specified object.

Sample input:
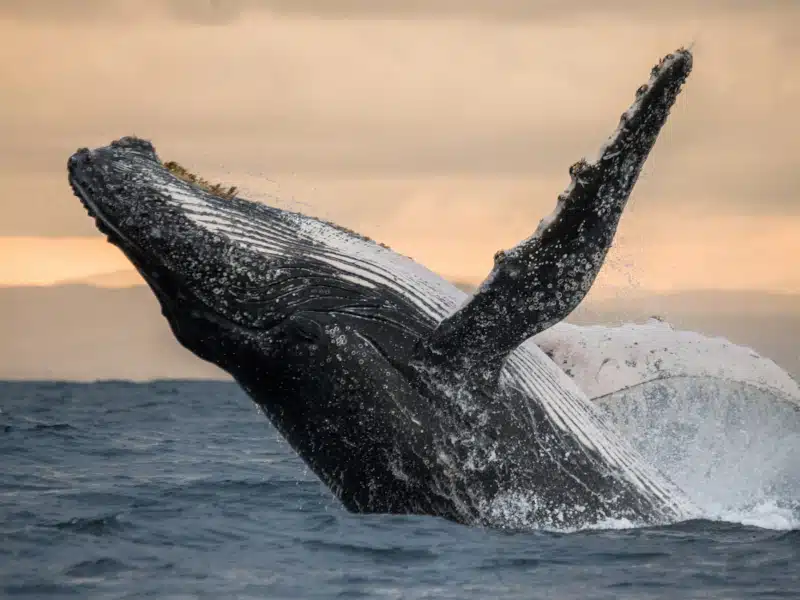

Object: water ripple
[1,380,797,600]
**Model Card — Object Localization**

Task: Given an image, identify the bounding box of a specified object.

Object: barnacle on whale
[163,160,239,201]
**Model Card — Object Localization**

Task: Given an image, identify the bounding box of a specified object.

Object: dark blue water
[1,381,797,599]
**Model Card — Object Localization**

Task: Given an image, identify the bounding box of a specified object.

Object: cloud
[1,4,798,294]
[1,0,798,24]
[5,211,800,293]
[0,237,134,286]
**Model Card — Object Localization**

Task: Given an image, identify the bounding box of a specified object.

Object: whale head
[69,138,267,366]
[68,137,439,373]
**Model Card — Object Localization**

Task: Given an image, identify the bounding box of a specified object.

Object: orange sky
[1,1,798,293]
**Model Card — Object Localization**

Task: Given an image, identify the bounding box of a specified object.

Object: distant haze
[2,282,798,382]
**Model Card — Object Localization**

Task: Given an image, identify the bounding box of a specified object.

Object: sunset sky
[1,0,798,294]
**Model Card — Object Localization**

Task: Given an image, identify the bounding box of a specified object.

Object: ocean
[1,380,797,599]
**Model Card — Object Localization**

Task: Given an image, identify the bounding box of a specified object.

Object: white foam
[535,320,800,404]
[596,376,800,531]
[714,500,799,531]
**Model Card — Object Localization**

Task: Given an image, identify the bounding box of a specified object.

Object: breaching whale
[68,49,695,529]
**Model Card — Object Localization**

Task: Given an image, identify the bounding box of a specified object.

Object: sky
[1,0,798,293]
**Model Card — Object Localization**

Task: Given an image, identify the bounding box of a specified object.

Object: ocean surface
[1,380,797,599]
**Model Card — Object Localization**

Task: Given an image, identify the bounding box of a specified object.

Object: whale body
[68,49,696,529]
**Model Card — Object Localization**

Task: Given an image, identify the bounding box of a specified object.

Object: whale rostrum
[68,49,695,529]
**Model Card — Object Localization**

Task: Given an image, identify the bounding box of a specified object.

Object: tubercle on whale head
[69,136,239,201]
[66,139,287,352]
[109,136,157,154]
[66,138,429,378]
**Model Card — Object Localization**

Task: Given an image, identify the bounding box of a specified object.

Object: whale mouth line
[68,175,155,284]
[68,173,199,321]
[68,171,300,338]
[69,176,129,249]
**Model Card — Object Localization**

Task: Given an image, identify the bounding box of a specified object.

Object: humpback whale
[68,49,695,529]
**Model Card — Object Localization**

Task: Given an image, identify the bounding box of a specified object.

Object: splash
[480,490,645,533]
[596,377,800,531]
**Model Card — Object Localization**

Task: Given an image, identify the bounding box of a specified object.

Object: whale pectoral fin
[418,49,693,380]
